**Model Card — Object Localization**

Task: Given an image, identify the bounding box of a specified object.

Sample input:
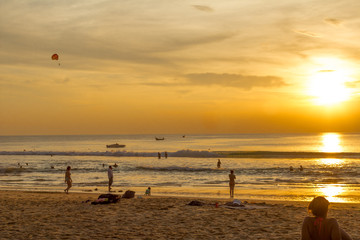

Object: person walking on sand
[64,166,72,194]
[301,196,352,240]
[108,165,113,191]
[229,170,236,198]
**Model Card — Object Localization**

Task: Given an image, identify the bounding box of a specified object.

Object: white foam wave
[0,150,219,158]
[136,166,215,172]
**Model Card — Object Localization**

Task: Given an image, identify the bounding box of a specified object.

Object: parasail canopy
[51,53,59,60]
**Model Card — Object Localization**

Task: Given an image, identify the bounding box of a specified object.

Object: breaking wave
[2,150,360,159]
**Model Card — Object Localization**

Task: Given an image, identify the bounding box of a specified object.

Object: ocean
[0,133,359,202]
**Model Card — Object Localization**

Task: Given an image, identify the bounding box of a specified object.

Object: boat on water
[106,143,126,148]
[155,137,165,141]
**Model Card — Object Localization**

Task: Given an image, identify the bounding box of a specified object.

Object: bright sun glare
[308,58,353,106]
[317,185,345,202]
[321,133,342,152]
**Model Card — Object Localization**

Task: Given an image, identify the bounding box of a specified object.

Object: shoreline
[1,189,360,207]
[1,190,359,239]
[2,184,360,204]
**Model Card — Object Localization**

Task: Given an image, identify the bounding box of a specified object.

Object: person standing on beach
[108,165,113,191]
[229,170,236,198]
[64,166,72,194]
[217,159,221,168]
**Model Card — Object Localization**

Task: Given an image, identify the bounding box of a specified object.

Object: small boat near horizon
[155,137,165,141]
[106,143,126,148]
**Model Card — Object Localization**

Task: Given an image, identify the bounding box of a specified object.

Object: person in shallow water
[108,165,113,191]
[228,170,236,198]
[64,166,72,194]
[301,196,352,240]
[217,159,221,168]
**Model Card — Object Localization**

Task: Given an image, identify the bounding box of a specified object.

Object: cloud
[293,30,320,38]
[345,80,360,89]
[324,18,343,26]
[183,73,287,90]
[319,70,335,72]
[192,5,214,12]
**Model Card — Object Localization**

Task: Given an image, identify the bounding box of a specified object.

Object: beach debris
[221,200,270,210]
[187,200,205,206]
[91,194,120,205]
[122,190,135,199]
[225,199,245,207]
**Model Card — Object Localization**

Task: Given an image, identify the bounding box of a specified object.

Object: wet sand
[0,190,359,239]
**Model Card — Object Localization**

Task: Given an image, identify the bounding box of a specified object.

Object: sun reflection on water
[318,158,342,165]
[316,185,345,202]
[320,133,342,152]
[314,133,348,202]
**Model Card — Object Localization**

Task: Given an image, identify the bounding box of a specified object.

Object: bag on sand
[122,190,135,199]
[91,194,120,205]
[187,200,204,206]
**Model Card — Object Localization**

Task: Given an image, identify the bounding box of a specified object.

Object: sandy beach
[0,190,359,239]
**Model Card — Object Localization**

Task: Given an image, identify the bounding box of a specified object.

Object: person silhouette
[229,170,236,198]
[108,166,113,191]
[301,196,352,240]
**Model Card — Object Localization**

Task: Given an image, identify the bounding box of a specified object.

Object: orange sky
[1,1,360,135]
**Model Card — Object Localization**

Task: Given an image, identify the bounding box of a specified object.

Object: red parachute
[51,53,59,60]
[51,53,60,66]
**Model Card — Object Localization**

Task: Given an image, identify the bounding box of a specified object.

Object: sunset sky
[1,0,360,135]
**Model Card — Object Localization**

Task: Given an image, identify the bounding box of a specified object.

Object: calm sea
[0,133,359,202]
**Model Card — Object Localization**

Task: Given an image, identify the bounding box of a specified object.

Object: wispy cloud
[324,18,343,26]
[293,30,320,38]
[345,80,360,88]
[183,73,287,90]
[192,5,214,13]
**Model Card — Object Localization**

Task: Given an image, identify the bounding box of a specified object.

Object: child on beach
[145,187,151,196]
[229,170,236,198]
[64,166,72,194]
[301,196,352,240]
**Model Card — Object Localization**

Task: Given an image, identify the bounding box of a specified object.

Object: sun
[307,58,353,105]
